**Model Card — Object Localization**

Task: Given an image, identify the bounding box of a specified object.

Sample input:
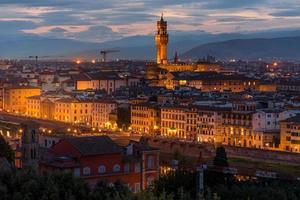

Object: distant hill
[2,29,300,60]
[182,37,300,61]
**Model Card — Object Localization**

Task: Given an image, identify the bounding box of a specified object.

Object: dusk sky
[1,0,300,43]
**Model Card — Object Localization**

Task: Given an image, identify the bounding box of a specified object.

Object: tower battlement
[155,14,168,64]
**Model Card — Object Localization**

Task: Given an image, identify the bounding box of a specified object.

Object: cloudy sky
[1,0,300,43]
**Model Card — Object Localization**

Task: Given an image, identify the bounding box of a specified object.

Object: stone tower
[155,13,168,64]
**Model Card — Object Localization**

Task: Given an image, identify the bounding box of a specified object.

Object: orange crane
[100,49,120,63]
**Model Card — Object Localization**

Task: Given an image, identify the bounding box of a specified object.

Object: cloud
[0,0,300,42]
[271,8,300,17]
[201,0,267,9]
[67,25,122,42]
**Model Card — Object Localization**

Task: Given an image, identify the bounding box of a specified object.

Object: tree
[117,107,131,129]
[213,146,228,167]
[0,136,14,163]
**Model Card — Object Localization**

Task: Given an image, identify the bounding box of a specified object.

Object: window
[147,156,155,169]
[98,165,106,174]
[74,168,80,177]
[113,164,121,172]
[124,163,130,173]
[135,163,141,173]
[83,167,91,176]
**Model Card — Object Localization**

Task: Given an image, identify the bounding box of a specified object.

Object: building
[54,98,93,125]
[92,99,118,129]
[131,103,161,135]
[158,72,258,92]
[27,96,41,118]
[147,16,220,80]
[160,106,188,139]
[196,109,223,143]
[40,98,55,120]
[75,72,140,94]
[3,86,41,114]
[155,14,168,64]
[39,136,160,191]
[221,101,256,147]
[280,115,300,153]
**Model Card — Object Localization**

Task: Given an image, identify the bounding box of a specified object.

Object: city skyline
[1,0,300,43]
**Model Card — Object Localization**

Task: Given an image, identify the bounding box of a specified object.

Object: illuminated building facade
[155,14,168,64]
[147,16,220,80]
[131,103,161,135]
[54,98,93,125]
[3,86,41,114]
[26,96,41,118]
[159,72,259,92]
[92,99,118,129]
[197,110,223,143]
[160,106,188,139]
[75,72,140,94]
[280,115,300,153]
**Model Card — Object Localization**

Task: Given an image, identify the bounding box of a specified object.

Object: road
[0,111,77,130]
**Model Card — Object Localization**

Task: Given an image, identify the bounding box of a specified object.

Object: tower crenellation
[155,13,169,64]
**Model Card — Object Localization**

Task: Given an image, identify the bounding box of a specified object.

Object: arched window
[113,164,120,172]
[83,167,91,176]
[98,165,106,174]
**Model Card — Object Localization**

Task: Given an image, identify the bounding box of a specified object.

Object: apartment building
[3,86,41,114]
[92,99,118,129]
[131,103,161,135]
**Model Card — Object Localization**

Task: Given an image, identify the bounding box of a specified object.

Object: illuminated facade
[147,16,221,80]
[197,110,223,143]
[54,98,93,125]
[26,96,41,118]
[159,72,258,92]
[92,100,117,129]
[131,103,161,135]
[160,106,188,139]
[155,14,168,64]
[3,86,41,114]
[280,116,300,153]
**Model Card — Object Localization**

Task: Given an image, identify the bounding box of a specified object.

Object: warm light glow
[91,60,96,64]
[76,60,81,64]
[273,62,278,67]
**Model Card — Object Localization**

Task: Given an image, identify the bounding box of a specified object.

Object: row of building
[131,100,300,153]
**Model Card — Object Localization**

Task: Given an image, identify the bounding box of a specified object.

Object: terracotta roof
[66,136,123,155]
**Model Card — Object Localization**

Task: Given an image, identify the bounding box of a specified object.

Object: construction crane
[28,55,51,66]
[28,55,65,66]
[100,49,120,63]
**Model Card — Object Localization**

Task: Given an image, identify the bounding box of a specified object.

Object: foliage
[213,146,228,167]
[0,136,15,163]
[117,107,131,129]
[171,149,188,169]
[152,170,196,199]
[1,168,300,200]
